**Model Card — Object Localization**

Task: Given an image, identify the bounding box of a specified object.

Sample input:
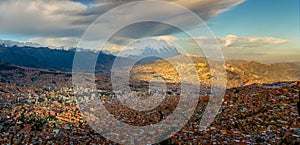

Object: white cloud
[219,35,289,48]
[102,43,133,52]
[29,37,80,49]
[190,35,289,49]
[151,36,179,44]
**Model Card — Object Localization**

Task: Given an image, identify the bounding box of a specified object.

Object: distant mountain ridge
[0,45,116,72]
[0,39,43,48]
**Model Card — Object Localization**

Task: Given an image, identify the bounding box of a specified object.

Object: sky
[0,0,299,63]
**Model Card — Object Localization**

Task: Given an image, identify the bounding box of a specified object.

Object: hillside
[130,55,300,88]
[0,62,71,87]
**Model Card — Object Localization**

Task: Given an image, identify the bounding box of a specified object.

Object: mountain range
[0,40,299,88]
[0,44,117,72]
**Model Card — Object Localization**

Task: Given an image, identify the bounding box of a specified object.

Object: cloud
[0,0,245,47]
[171,0,245,19]
[219,35,289,48]
[103,35,179,52]
[80,0,246,41]
[190,35,289,49]
[29,37,80,49]
[0,0,90,37]
[151,36,179,44]
[91,0,245,20]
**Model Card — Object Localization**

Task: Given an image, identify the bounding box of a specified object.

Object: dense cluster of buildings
[0,81,299,144]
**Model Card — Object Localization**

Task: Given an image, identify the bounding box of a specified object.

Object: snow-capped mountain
[115,39,181,62]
